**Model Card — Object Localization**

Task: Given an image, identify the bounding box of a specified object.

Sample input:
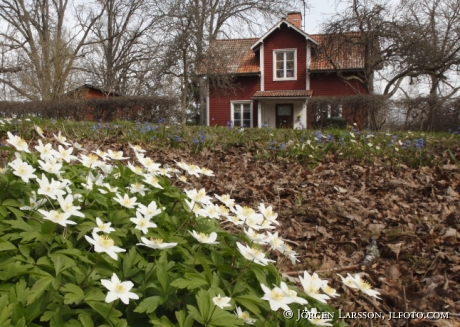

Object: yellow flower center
[198,232,209,240]
[100,235,114,248]
[271,289,284,301]
[115,283,125,292]
[251,247,262,256]
[360,280,371,290]
[150,238,163,245]
[218,205,229,215]
[88,154,98,162]
[242,206,254,216]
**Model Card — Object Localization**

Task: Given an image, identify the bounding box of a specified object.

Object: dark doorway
[276,104,293,128]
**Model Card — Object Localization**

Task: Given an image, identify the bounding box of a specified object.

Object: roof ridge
[215,37,259,41]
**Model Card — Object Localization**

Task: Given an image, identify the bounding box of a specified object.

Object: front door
[276,104,293,128]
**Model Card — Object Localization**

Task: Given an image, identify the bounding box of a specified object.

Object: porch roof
[252,90,312,99]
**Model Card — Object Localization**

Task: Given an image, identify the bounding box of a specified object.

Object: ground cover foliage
[0,118,459,327]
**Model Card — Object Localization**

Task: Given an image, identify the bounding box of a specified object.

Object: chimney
[287,12,302,30]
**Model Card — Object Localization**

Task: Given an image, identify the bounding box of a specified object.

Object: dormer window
[273,49,297,80]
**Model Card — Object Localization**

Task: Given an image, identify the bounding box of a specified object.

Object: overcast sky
[302,0,343,33]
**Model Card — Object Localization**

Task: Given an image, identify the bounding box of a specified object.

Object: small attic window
[273,49,297,81]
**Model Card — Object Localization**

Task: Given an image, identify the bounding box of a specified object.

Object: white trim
[273,49,297,81]
[250,19,319,50]
[305,100,308,128]
[260,43,264,91]
[306,43,311,90]
[230,100,253,127]
[252,97,310,100]
[206,80,210,126]
[258,103,262,127]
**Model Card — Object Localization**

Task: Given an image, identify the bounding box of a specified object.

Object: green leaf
[170,273,208,290]
[62,283,85,305]
[83,287,106,302]
[0,295,13,326]
[122,247,139,278]
[208,308,244,327]
[92,193,108,207]
[175,310,194,327]
[0,206,8,218]
[53,249,94,265]
[149,316,176,327]
[186,305,204,324]
[6,206,24,219]
[196,289,211,322]
[13,317,26,327]
[64,319,84,327]
[0,240,16,252]
[51,254,76,277]
[87,301,122,325]
[1,199,22,207]
[234,295,262,316]
[27,276,54,305]
[197,255,213,283]
[250,265,268,286]
[4,218,33,232]
[41,220,56,235]
[78,313,94,327]
[134,296,161,314]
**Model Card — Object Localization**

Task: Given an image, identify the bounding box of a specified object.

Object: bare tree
[321,0,460,129]
[81,0,163,96]
[0,0,104,100]
[393,0,460,97]
[321,0,398,96]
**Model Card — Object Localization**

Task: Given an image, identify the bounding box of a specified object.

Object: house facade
[206,13,368,128]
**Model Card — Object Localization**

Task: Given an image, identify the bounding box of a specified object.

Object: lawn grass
[1,117,460,170]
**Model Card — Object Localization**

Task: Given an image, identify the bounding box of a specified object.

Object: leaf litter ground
[1,135,459,327]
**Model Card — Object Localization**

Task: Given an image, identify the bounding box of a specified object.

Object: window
[273,50,296,80]
[231,102,252,127]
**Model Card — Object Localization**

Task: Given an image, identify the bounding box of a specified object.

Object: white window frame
[273,49,297,81]
[230,101,253,127]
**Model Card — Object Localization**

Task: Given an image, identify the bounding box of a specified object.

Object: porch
[252,90,311,129]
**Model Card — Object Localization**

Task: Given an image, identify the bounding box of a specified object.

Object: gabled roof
[309,33,366,71]
[250,19,319,50]
[61,84,120,99]
[205,38,259,75]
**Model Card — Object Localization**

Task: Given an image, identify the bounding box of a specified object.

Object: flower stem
[204,305,217,326]
[102,301,116,325]
[79,254,100,286]
[139,261,156,290]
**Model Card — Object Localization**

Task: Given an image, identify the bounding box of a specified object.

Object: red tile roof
[203,38,259,75]
[252,90,312,98]
[203,32,366,75]
[309,33,366,71]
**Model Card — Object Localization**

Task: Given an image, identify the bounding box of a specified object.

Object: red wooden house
[205,12,368,128]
